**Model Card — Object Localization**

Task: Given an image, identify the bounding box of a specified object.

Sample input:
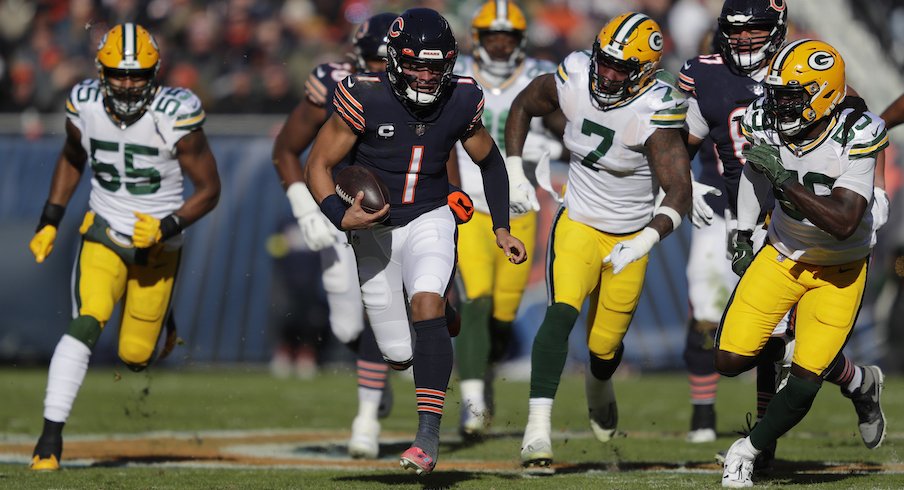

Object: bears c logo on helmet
[769,0,786,12]
[389,17,403,38]
[808,51,835,70]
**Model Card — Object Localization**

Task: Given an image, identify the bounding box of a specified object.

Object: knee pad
[384,355,413,371]
[119,339,154,371]
[66,315,102,350]
[683,320,718,375]
[589,342,624,381]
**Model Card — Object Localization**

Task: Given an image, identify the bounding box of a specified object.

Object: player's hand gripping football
[743,144,794,188]
[495,228,527,264]
[342,191,389,230]
[691,181,722,228]
[29,225,57,263]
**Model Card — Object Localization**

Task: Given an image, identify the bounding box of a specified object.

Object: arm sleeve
[332,76,366,135]
[476,142,510,231]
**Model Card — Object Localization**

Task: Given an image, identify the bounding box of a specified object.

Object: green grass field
[1,366,901,489]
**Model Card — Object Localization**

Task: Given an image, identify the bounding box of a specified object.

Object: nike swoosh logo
[316,67,325,78]
[682,62,691,71]
[347,77,356,88]
[873,127,881,137]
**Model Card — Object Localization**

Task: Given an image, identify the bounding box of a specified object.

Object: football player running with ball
[506,12,691,472]
[28,23,220,471]
[452,0,563,439]
[680,0,887,465]
[718,40,888,488]
[272,12,401,460]
[305,8,527,475]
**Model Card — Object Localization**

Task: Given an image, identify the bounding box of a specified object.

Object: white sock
[44,335,91,423]
[525,397,554,436]
[845,366,864,393]
[357,387,381,420]
[742,436,762,457]
[459,379,486,415]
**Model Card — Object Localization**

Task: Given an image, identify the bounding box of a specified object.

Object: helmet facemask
[589,41,654,108]
[98,66,158,123]
[475,30,525,78]
[718,19,785,74]
[387,46,456,107]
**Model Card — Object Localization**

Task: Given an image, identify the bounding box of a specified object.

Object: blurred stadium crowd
[0,0,776,116]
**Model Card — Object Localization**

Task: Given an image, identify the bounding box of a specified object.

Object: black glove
[731,229,755,277]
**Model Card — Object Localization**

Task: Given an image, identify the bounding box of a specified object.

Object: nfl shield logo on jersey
[410,122,428,136]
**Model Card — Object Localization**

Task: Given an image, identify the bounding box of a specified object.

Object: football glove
[731,229,754,277]
[133,212,163,248]
[742,144,794,188]
[447,186,474,224]
[505,156,540,215]
[29,225,57,263]
[691,181,722,228]
[287,182,338,251]
[604,227,659,275]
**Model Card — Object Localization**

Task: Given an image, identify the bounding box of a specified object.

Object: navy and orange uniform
[332,72,485,226]
[678,54,771,216]
[304,61,355,114]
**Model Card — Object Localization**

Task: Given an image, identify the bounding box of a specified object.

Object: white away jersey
[65,79,205,238]
[740,99,887,264]
[453,56,559,215]
[555,50,687,233]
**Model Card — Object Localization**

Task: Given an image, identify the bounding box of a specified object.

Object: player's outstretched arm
[505,73,559,157]
[272,98,327,188]
[30,119,88,263]
[306,114,387,230]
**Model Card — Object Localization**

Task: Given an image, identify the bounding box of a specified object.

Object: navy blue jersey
[304,61,357,175]
[679,54,772,216]
[332,72,484,226]
[304,61,355,114]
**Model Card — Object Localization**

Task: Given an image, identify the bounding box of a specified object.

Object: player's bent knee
[119,340,154,370]
[714,349,753,377]
[66,315,103,350]
[589,343,624,380]
[384,355,413,371]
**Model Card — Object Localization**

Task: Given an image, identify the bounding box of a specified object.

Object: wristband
[320,194,347,230]
[159,214,183,241]
[38,201,66,231]
[655,206,682,231]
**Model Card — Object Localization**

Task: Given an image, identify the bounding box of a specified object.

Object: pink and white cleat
[399,446,436,475]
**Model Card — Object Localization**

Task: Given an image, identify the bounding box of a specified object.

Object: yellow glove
[30,225,57,263]
[133,212,163,248]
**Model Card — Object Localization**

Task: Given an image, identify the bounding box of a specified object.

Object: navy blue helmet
[717,0,787,74]
[385,8,458,108]
[353,12,398,71]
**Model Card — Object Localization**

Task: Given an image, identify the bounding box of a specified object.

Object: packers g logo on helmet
[471,0,527,78]
[764,39,846,137]
[96,23,161,124]
[590,12,663,108]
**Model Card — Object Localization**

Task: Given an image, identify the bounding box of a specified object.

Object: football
[335,165,390,213]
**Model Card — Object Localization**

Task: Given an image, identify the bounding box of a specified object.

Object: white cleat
[520,427,554,475]
[585,371,618,442]
[348,416,380,459]
[687,427,717,443]
[460,405,489,438]
[722,437,758,488]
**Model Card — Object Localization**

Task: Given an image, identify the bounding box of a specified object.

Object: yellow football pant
[457,210,536,322]
[73,239,180,366]
[547,208,648,359]
[718,243,867,375]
